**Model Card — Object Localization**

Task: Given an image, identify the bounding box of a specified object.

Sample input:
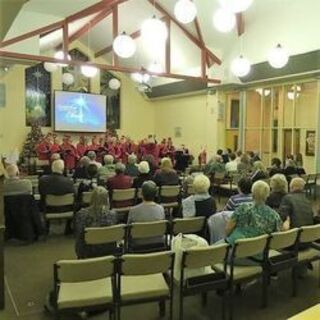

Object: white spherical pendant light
[62,73,74,85]
[231,55,251,77]
[131,73,150,83]
[44,62,58,73]
[109,78,121,90]
[81,65,98,78]
[174,0,197,24]
[268,44,289,69]
[219,0,253,13]
[113,32,136,58]
[141,16,168,44]
[54,50,71,66]
[148,61,163,74]
[213,8,236,33]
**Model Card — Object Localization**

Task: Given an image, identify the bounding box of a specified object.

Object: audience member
[133,161,152,188]
[4,164,33,196]
[250,161,268,183]
[73,156,90,180]
[269,158,283,177]
[153,157,179,186]
[235,150,242,164]
[225,153,237,173]
[237,154,252,173]
[266,174,288,211]
[98,154,115,182]
[182,174,216,218]
[224,177,253,211]
[225,180,284,245]
[279,177,314,228]
[39,160,74,198]
[107,162,133,190]
[87,150,102,168]
[204,155,225,176]
[77,164,98,200]
[283,159,298,177]
[128,181,165,246]
[125,154,139,177]
[75,187,118,258]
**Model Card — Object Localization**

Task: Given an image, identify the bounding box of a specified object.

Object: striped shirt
[224,193,253,211]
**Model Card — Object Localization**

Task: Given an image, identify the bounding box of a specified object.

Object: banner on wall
[25,63,51,127]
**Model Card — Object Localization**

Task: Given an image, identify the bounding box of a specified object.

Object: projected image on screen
[54,91,107,132]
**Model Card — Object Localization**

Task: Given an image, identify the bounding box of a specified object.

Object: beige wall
[153,92,224,159]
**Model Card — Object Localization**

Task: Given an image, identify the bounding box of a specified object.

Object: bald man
[279,177,314,228]
[4,164,33,196]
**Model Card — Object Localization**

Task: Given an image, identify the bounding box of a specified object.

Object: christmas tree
[22,124,44,159]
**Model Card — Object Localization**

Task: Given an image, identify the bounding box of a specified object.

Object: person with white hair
[279,177,314,228]
[98,154,115,182]
[87,150,102,168]
[133,161,152,188]
[182,174,216,218]
[153,157,179,186]
[125,154,139,177]
[266,174,288,210]
[73,156,91,180]
[4,164,33,196]
[250,160,268,183]
[226,180,283,245]
[204,155,225,176]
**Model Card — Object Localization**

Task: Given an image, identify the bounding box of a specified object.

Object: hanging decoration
[268,44,289,69]
[231,55,251,77]
[174,0,197,24]
[62,73,74,85]
[113,32,136,58]
[141,16,168,44]
[109,78,121,90]
[213,8,236,33]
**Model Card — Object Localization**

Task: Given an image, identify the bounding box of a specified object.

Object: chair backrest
[234,234,269,258]
[269,228,299,250]
[172,217,205,235]
[120,251,174,275]
[56,256,115,282]
[160,185,180,197]
[129,220,168,239]
[214,172,225,181]
[112,188,136,201]
[82,191,93,205]
[45,193,74,206]
[299,224,320,243]
[182,243,229,269]
[85,224,126,245]
[306,174,317,183]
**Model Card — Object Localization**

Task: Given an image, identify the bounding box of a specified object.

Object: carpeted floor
[1,198,320,320]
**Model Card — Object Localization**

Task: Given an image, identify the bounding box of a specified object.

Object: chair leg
[159,300,166,318]
[201,292,208,307]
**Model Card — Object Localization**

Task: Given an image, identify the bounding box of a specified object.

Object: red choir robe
[144,142,160,165]
[76,143,87,158]
[50,143,61,156]
[60,142,78,170]
[36,140,52,160]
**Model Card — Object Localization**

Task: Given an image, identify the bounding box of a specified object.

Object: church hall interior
[0,0,320,320]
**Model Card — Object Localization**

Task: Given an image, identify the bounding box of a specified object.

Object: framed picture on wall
[305,130,315,156]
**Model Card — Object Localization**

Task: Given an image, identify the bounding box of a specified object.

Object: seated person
[128,181,165,246]
[73,156,90,181]
[182,174,216,218]
[266,174,288,211]
[204,155,225,176]
[225,153,238,173]
[77,164,98,200]
[4,164,32,196]
[279,177,314,228]
[42,153,61,176]
[125,154,139,177]
[153,157,179,186]
[269,157,283,177]
[224,177,253,211]
[74,187,118,258]
[133,161,152,188]
[98,154,116,183]
[226,180,284,246]
[250,161,268,183]
[283,159,298,178]
[237,154,252,173]
[87,150,102,168]
[107,162,133,191]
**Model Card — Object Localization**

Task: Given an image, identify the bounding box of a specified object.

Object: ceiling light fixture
[148,61,163,74]
[80,65,98,78]
[113,32,136,58]
[268,44,289,69]
[174,0,197,24]
[219,0,253,13]
[141,15,168,44]
[213,8,236,33]
[54,50,71,66]
[287,85,301,100]
[255,88,271,96]
[131,73,151,83]
[231,55,251,77]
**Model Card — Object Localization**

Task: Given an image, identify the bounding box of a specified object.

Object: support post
[62,21,69,58]
[112,5,119,66]
[165,19,171,74]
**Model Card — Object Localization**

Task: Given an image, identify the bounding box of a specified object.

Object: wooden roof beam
[236,13,245,36]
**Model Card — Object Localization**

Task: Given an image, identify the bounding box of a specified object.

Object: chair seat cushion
[269,250,281,258]
[46,212,74,219]
[214,263,262,281]
[219,183,237,190]
[121,273,169,301]
[298,248,320,262]
[161,202,179,208]
[58,278,112,309]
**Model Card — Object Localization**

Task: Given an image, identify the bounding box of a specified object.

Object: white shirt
[225,160,238,172]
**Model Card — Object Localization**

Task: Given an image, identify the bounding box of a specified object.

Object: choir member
[36,133,53,161]
[76,135,87,158]
[60,135,78,171]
